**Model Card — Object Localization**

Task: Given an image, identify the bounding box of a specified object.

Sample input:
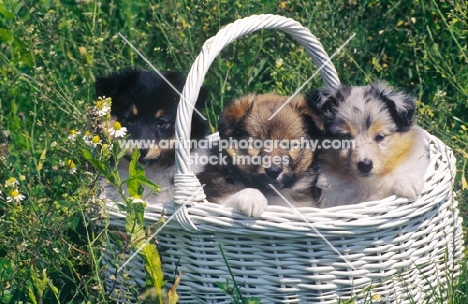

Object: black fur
[367,83,416,131]
[95,67,207,161]
[306,86,350,128]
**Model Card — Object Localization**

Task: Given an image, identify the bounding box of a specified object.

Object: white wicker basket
[102,14,464,303]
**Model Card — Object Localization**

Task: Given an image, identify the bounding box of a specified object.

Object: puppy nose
[265,166,283,179]
[357,159,373,173]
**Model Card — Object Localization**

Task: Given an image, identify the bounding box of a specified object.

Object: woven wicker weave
[102,14,464,303]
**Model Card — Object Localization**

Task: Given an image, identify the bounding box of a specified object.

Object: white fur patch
[220,188,268,217]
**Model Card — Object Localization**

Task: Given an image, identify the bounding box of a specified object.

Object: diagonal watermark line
[268,33,356,120]
[268,184,358,271]
[117,185,206,272]
[118,32,207,121]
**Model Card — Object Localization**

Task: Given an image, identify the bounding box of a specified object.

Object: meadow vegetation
[0,0,467,303]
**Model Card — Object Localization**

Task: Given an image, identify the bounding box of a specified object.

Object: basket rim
[104,129,457,232]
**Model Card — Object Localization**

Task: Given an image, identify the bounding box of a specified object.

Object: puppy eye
[375,134,385,142]
[234,128,245,137]
[124,115,136,125]
[157,119,170,129]
[337,133,352,140]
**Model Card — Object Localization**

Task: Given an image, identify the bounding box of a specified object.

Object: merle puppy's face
[307,82,417,179]
[95,68,206,165]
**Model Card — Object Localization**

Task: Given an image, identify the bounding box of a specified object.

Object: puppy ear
[162,71,207,111]
[306,85,349,123]
[158,71,208,140]
[160,71,186,92]
[95,68,141,99]
[218,94,255,138]
[289,94,324,134]
[369,82,416,130]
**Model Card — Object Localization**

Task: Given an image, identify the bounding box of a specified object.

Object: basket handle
[172,14,340,216]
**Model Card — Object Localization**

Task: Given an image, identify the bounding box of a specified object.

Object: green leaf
[125,210,141,240]
[116,146,128,161]
[245,297,262,304]
[125,205,146,245]
[0,4,15,19]
[133,201,146,226]
[123,174,161,194]
[0,258,13,280]
[217,281,227,292]
[36,149,47,171]
[0,289,13,303]
[127,149,144,197]
[114,135,130,160]
[71,216,80,231]
[107,231,128,247]
[0,28,13,43]
[141,243,165,303]
[82,149,115,184]
[47,280,59,298]
[27,283,38,304]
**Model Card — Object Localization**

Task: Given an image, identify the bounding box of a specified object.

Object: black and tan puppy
[198,93,322,217]
[307,82,429,207]
[96,68,207,203]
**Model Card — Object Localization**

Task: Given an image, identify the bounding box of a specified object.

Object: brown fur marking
[131,104,138,115]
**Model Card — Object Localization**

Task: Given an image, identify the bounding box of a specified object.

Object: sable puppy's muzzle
[265,165,283,179]
[260,147,289,180]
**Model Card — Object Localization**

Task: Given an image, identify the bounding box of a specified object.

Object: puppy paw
[392,178,424,200]
[234,188,268,217]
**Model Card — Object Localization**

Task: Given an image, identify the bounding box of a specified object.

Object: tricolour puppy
[95,68,207,203]
[197,93,322,217]
[307,82,429,207]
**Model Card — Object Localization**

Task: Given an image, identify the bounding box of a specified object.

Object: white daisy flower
[108,121,127,138]
[67,129,81,141]
[82,131,93,146]
[7,189,26,203]
[94,97,112,117]
[82,130,92,141]
[66,159,77,174]
[131,195,147,207]
[5,177,19,187]
[91,135,102,148]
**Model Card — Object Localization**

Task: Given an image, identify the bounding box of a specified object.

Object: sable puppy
[95,68,207,203]
[307,82,429,207]
[198,93,322,217]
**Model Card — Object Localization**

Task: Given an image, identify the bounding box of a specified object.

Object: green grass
[0,0,467,303]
